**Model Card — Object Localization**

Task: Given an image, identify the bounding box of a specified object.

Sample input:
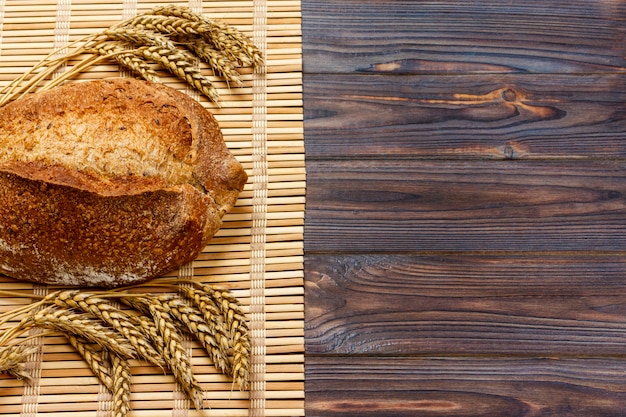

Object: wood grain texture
[306,356,626,417]
[302,0,626,414]
[304,73,626,159]
[305,254,626,355]
[306,160,626,253]
[302,0,626,74]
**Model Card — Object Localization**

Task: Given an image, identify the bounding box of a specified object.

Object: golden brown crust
[0,78,247,287]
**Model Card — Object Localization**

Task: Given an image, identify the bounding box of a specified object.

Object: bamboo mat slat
[0,0,304,416]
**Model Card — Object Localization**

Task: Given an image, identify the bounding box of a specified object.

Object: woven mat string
[249,0,269,414]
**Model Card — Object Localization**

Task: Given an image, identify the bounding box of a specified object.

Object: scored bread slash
[0,77,248,288]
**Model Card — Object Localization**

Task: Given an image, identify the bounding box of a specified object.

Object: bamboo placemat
[0,0,304,416]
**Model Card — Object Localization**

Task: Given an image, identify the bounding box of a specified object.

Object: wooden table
[302,1,626,415]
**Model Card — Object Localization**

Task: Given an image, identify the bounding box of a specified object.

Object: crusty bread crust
[0,78,247,287]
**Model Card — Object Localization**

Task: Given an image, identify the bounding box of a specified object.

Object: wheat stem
[0,33,96,97]
[38,54,109,93]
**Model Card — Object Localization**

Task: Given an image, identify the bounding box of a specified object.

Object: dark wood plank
[305,254,626,355]
[306,356,626,417]
[303,0,626,74]
[304,73,626,159]
[302,1,626,415]
[305,160,626,253]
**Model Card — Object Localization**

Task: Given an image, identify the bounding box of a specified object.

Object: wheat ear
[123,296,204,410]
[85,41,160,83]
[149,5,263,66]
[134,45,219,102]
[183,39,242,85]
[0,345,38,383]
[181,285,250,390]
[111,353,132,417]
[66,333,114,391]
[155,293,231,376]
[127,15,211,38]
[19,306,136,360]
[45,290,165,369]
[103,27,177,49]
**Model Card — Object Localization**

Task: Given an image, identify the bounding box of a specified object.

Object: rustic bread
[0,78,247,287]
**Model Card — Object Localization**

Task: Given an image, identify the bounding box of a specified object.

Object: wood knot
[503,144,515,159]
[501,88,518,102]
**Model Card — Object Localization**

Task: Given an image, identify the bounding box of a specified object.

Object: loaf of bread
[0,78,247,287]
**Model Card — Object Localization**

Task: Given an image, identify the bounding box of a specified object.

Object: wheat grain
[128,312,160,343]
[0,345,38,383]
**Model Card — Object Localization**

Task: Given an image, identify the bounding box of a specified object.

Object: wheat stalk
[0,4,262,106]
[0,282,252,411]
[150,5,263,66]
